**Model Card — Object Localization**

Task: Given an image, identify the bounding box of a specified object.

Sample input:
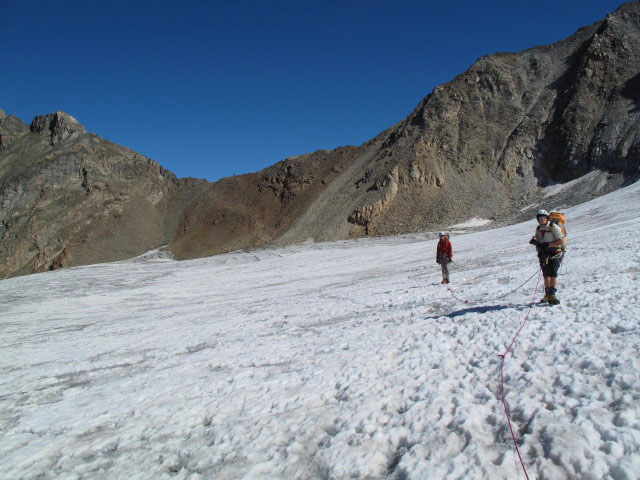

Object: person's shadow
[447,303,534,318]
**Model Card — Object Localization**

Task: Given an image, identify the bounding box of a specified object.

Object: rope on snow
[497,269,542,480]
[446,267,544,479]
[447,268,541,305]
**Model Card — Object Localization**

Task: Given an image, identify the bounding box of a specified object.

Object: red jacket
[436,239,453,261]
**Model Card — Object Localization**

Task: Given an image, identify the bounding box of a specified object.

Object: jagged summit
[29,110,87,145]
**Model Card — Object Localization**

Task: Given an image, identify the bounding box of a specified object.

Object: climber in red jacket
[436,232,453,284]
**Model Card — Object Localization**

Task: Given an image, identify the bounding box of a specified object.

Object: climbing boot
[547,294,560,305]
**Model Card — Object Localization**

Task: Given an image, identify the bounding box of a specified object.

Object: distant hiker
[529,209,564,304]
[436,232,453,284]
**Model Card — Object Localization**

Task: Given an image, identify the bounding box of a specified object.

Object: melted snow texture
[1,182,640,480]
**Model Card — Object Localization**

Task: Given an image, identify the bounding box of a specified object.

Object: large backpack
[549,211,567,250]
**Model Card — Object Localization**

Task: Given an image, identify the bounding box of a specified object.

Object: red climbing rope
[447,268,540,305]
[447,266,543,478]
[497,269,542,480]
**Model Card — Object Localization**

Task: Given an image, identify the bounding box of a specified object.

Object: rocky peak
[30,110,87,145]
[0,109,29,151]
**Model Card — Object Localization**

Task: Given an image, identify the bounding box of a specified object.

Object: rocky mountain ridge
[2,2,639,278]
[172,2,640,258]
[0,110,209,277]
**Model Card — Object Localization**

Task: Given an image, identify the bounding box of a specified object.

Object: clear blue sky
[1,0,625,181]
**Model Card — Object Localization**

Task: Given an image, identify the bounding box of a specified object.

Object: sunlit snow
[1,181,640,479]
[449,218,492,229]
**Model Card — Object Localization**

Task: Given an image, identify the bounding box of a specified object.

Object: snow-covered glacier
[2,180,639,479]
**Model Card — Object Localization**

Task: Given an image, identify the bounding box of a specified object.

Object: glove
[529,238,539,247]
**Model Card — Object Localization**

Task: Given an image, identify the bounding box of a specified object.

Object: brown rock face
[170,147,358,259]
[1,2,639,278]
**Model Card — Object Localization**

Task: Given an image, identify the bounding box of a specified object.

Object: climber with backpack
[436,232,453,284]
[529,209,566,304]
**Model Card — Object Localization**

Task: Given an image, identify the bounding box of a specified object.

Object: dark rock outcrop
[30,111,87,145]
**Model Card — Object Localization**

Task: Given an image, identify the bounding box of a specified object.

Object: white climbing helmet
[536,209,549,218]
[439,232,446,237]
